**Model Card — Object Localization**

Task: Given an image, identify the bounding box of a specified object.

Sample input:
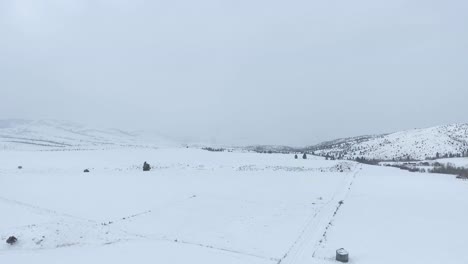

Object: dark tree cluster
[429,163,468,178]
[354,157,381,165]
[428,151,468,160]
[255,150,283,154]
[384,163,426,173]
[202,147,225,152]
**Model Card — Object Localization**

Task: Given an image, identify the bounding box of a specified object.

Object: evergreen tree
[302,153,307,159]
[143,162,151,171]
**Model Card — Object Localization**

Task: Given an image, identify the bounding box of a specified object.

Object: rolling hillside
[0,119,175,150]
[307,123,468,161]
[3,119,468,161]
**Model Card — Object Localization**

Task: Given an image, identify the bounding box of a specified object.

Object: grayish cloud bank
[1,0,467,145]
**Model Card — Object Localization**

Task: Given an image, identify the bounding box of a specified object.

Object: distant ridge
[246,124,468,161]
[3,120,468,160]
[307,123,468,160]
[0,119,176,150]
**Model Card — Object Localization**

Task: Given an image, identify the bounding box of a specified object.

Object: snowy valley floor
[0,148,467,264]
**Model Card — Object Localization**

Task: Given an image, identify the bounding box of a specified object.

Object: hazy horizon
[2,0,467,145]
[1,117,466,148]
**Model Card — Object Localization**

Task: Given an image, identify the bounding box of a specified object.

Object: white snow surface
[312,123,468,160]
[1,147,467,264]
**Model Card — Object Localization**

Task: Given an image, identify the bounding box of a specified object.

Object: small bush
[143,162,151,172]
[6,236,17,245]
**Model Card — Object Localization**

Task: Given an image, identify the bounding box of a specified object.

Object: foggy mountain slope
[3,119,468,161]
[0,119,176,150]
[243,145,301,154]
[307,123,468,160]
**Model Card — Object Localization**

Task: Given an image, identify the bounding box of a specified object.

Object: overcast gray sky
[1,0,467,146]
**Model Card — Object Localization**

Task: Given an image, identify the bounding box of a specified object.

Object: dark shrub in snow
[143,162,151,171]
[302,153,307,159]
[6,236,17,245]
[84,169,90,173]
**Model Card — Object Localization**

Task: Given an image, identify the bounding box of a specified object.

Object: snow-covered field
[1,147,467,264]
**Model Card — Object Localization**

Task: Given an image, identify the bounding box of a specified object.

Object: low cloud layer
[1,0,467,145]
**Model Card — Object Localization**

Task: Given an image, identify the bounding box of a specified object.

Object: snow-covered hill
[308,123,468,161]
[3,120,468,161]
[0,119,176,150]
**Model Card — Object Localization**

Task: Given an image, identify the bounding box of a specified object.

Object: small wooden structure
[336,248,349,263]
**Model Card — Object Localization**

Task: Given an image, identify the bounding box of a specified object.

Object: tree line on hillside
[312,148,468,162]
[429,151,468,160]
[429,162,468,179]
[202,147,226,152]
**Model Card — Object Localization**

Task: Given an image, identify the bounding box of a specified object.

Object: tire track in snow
[0,195,279,262]
[277,164,361,264]
[0,196,94,223]
[127,233,280,262]
[311,165,360,257]
[101,194,198,225]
